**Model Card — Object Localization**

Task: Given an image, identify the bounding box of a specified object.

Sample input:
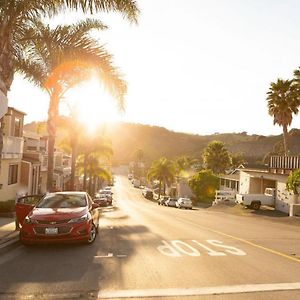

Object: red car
[16,192,100,245]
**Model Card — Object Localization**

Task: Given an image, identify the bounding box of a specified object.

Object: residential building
[0,107,25,201]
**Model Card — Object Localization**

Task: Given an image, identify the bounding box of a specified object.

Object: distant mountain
[24,121,300,165]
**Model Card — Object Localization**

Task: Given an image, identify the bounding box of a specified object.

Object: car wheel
[86,223,97,244]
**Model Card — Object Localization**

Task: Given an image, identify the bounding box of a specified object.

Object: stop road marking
[157,239,246,257]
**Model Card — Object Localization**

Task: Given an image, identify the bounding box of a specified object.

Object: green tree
[0,0,139,169]
[147,157,176,197]
[17,19,126,191]
[286,169,300,195]
[78,133,113,192]
[189,170,219,203]
[267,79,299,156]
[230,152,245,169]
[202,141,231,174]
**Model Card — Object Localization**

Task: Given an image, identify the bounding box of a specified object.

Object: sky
[8,0,300,136]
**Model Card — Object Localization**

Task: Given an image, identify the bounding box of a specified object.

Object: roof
[219,174,239,181]
[240,170,288,181]
[7,106,26,116]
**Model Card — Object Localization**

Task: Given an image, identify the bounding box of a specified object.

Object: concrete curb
[0,231,20,255]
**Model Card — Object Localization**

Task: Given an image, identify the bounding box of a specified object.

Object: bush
[189,170,219,203]
[0,199,15,213]
[286,169,300,194]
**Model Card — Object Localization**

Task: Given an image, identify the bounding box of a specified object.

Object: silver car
[176,197,193,209]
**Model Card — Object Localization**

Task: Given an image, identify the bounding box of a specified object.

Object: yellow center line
[177,217,300,264]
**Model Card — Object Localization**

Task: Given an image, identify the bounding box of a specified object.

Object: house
[219,156,300,215]
[0,107,25,201]
[21,131,42,194]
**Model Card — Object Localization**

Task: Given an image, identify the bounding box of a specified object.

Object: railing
[269,156,300,171]
[2,136,24,159]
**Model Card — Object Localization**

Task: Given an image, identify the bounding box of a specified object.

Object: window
[8,164,18,185]
[14,117,21,137]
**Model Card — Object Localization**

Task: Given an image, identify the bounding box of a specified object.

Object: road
[0,175,299,299]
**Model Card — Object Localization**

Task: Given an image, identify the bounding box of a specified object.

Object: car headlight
[24,216,38,224]
[68,214,89,223]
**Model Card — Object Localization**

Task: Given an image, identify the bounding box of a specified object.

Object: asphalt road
[0,175,299,299]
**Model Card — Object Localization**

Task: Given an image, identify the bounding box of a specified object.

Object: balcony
[2,136,24,159]
[269,156,300,174]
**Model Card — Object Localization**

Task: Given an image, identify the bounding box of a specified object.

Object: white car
[176,197,192,209]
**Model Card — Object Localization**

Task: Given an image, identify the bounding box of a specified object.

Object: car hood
[28,207,87,221]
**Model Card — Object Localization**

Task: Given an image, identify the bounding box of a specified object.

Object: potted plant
[286,169,300,204]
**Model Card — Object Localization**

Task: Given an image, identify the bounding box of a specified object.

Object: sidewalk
[0,216,20,254]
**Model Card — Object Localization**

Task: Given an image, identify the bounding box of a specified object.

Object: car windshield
[36,194,87,208]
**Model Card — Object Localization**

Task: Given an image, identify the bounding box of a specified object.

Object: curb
[0,231,20,255]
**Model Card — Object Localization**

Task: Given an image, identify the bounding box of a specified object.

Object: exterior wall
[0,159,22,201]
[249,177,262,194]
[239,172,250,194]
[275,181,293,214]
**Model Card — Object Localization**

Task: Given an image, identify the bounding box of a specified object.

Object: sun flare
[63,77,122,132]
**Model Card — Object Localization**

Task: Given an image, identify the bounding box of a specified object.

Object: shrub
[189,170,219,203]
[286,169,300,195]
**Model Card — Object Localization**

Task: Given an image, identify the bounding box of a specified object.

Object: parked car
[176,197,193,209]
[16,192,100,245]
[93,194,109,207]
[142,188,153,199]
[98,190,113,205]
[165,197,177,207]
[158,195,170,205]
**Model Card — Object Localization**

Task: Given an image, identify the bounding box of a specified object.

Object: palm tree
[147,157,176,197]
[16,19,126,191]
[78,133,113,191]
[77,152,111,195]
[267,79,299,156]
[57,111,82,191]
[202,141,231,174]
[0,0,139,168]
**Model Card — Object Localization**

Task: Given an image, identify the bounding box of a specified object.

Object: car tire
[251,201,261,210]
[86,223,97,244]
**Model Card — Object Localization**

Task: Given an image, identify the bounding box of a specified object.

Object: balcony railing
[269,156,300,172]
[2,136,24,159]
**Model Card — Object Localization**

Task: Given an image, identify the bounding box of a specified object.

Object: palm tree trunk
[83,152,87,191]
[47,92,59,191]
[158,180,162,198]
[283,124,289,156]
[70,140,77,191]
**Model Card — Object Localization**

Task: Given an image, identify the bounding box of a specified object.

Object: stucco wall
[0,159,21,202]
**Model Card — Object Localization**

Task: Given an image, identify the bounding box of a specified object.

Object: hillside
[24,121,300,165]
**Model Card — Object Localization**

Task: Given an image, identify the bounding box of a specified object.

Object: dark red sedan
[16,192,100,245]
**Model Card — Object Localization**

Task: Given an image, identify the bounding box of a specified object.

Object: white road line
[98,282,300,298]
[94,253,113,258]
[116,254,127,258]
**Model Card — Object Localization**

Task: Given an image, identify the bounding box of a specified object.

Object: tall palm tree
[57,112,82,191]
[147,157,176,197]
[267,79,299,156]
[0,0,139,168]
[16,19,125,191]
[78,133,113,191]
[202,141,231,174]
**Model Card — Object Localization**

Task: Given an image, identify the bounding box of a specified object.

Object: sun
[63,77,122,132]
